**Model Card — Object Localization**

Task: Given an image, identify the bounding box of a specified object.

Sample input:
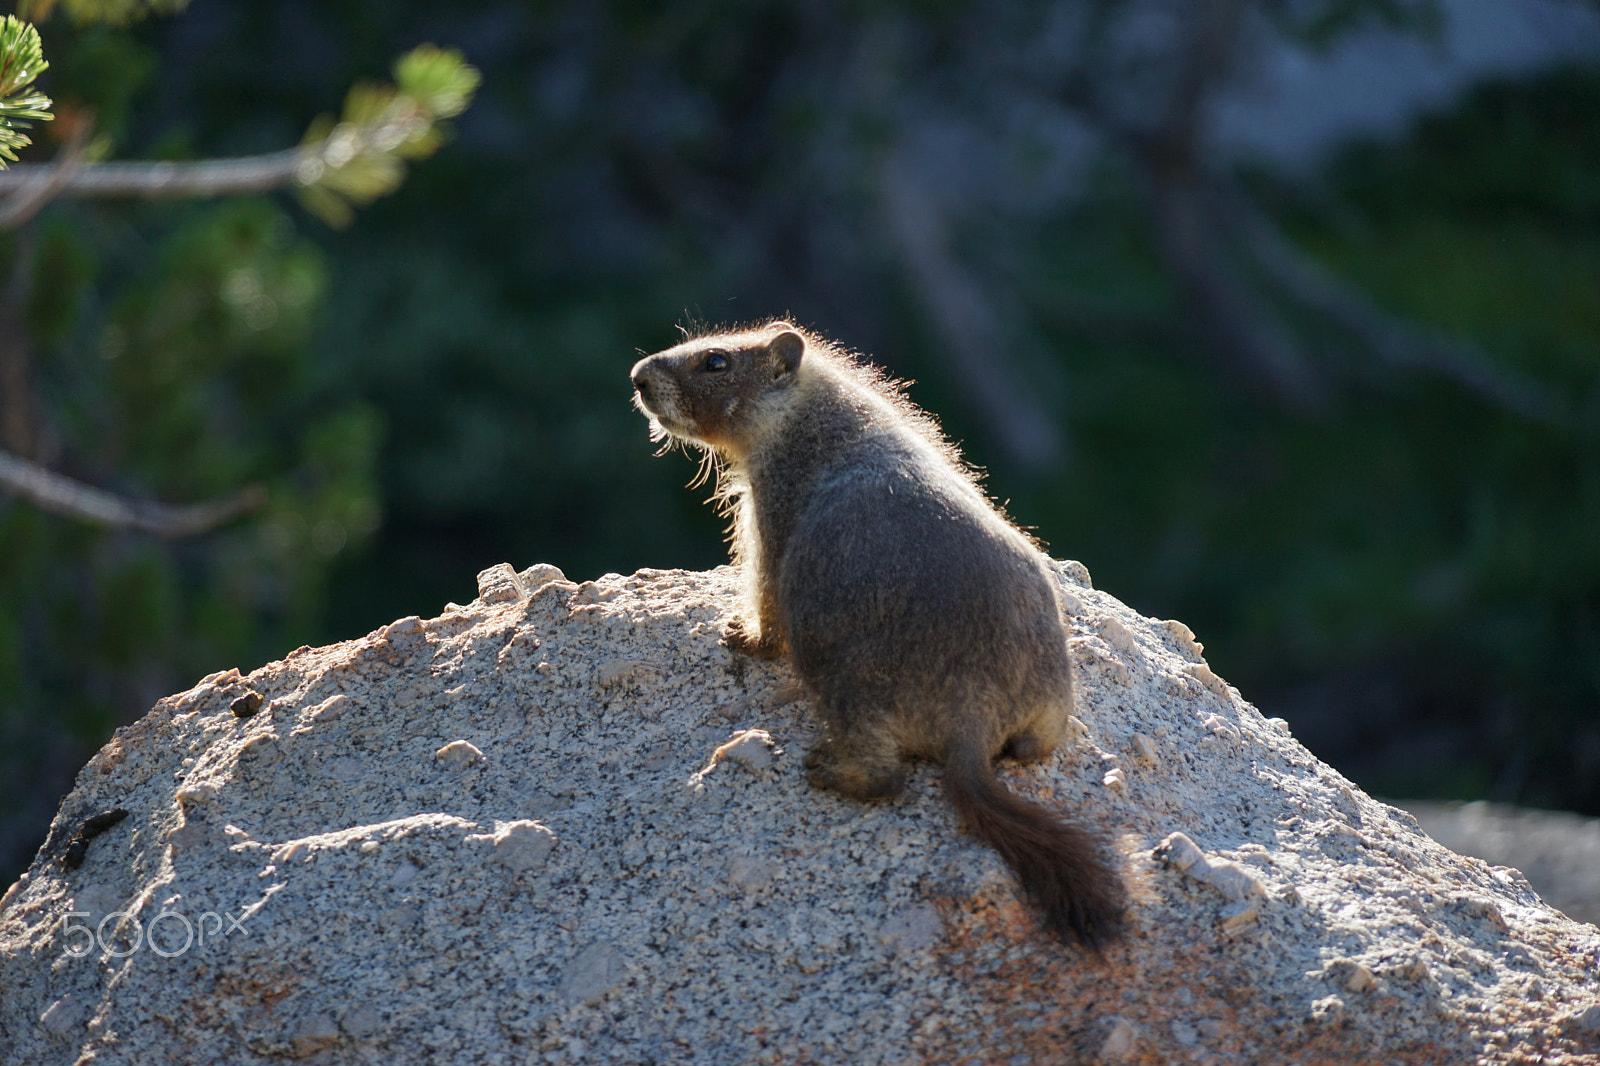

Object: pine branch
[0,44,477,226]
[0,449,267,537]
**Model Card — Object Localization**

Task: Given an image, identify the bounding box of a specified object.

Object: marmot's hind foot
[804,743,906,802]
[999,724,1059,765]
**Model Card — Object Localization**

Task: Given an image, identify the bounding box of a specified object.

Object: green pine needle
[0,16,55,167]
[394,43,480,121]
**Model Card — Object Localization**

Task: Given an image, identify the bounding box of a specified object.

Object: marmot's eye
[702,352,729,372]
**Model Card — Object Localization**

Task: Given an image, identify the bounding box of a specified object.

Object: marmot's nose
[631,373,652,402]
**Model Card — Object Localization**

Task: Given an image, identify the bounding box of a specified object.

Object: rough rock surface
[1402,801,1600,929]
[2,561,1598,1065]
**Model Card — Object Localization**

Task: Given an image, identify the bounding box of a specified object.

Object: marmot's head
[630,323,806,459]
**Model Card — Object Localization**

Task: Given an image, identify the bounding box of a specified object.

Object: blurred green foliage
[0,188,382,744]
[18,0,190,29]
[1028,70,1600,807]
[0,7,482,877]
[0,20,385,869]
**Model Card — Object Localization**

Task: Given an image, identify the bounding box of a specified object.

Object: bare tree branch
[1143,167,1327,407]
[0,147,303,204]
[1043,3,1324,407]
[0,449,267,536]
[1221,188,1572,425]
[880,153,1066,470]
[0,224,39,456]
[1158,0,1249,148]
[1039,0,1567,424]
[0,121,86,229]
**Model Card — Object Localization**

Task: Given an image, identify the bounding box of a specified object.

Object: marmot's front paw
[723,618,783,660]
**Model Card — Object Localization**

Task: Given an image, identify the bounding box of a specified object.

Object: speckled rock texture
[2,561,1598,1065]
[1402,800,1600,930]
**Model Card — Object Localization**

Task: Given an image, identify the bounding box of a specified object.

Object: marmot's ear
[768,331,805,378]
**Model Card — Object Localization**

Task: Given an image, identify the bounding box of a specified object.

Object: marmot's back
[779,454,1074,759]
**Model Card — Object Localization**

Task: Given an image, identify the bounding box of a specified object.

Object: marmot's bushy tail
[944,744,1126,950]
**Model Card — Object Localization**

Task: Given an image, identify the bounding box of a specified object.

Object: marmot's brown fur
[630,320,1126,948]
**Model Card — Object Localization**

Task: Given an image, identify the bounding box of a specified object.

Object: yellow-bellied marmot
[630,320,1125,948]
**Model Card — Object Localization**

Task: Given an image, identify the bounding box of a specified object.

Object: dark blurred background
[2,0,1598,886]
